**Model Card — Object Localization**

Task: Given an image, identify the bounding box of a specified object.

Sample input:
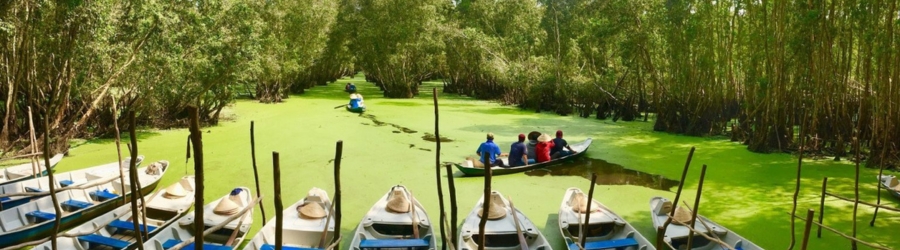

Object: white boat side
[558,187,654,250]
[143,187,254,250]
[0,153,65,184]
[458,190,551,250]
[649,196,763,250]
[243,187,336,250]
[350,185,436,250]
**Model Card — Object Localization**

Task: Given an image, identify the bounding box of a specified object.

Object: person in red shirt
[535,133,554,163]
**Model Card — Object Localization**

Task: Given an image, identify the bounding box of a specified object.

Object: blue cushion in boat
[0,197,9,201]
[108,219,157,233]
[25,187,43,192]
[62,199,93,210]
[59,180,75,187]
[26,211,56,221]
[78,234,131,249]
[90,189,119,201]
[261,244,322,250]
[359,238,430,249]
[569,238,638,250]
[161,239,234,250]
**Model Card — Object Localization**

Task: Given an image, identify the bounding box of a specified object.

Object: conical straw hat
[672,206,694,225]
[477,193,507,220]
[307,188,330,204]
[538,133,552,142]
[213,189,243,215]
[571,193,599,214]
[298,201,327,219]
[163,183,187,198]
[385,189,411,213]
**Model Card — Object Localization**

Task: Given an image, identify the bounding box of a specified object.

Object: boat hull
[347,105,366,113]
[649,197,762,250]
[455,138,592,176]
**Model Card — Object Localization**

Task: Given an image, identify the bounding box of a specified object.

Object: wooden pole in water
[250,121,267,225]
[32,108,60,250]
[273,151,283,250]
[444,163,458,244]
[478,157,492,250]
[870,146,888,226]
[685,164,708,250]
[801,209,815,250]
[187,106,205,250]
[128,112,147,248]
[433,88,448,250]
[111,97,128,205]
[657,146,695,249]
[788,113,806,250]
[851,138,860,250]
[580,173,598,248]
[817,177,827,238]
[332,141,343,249]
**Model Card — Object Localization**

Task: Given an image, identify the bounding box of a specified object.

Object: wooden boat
[878,175,900,199]
[0,153,65,185]
[457,190,550,250]
[558,188,654,250]
[455,138,592,176]
[0,156,144,211]
[350,185,435,250]
[243,187,335,250]
[33,175,195,250]
[0,160,168,248]
[143,187,254,250]
[649,197,762,250]
[347,104,366,113]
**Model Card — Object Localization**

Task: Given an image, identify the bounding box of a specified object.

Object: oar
[507,196,529,250]
[333,104,346,109]
[409,190,420,239]
[318,201,336,248]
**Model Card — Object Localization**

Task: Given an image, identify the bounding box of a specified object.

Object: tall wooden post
[128,112,146,249]
[33,108,60,250]
[187,106,205,250]
[851,137,860,250]
[250,121,267,224]
[477,157,492,250]
[433,88,448,250]
[332,141,343,249]
[871,147,888,226]
[657,147,695,249]
[817,177,827,238]
[789,116,805,250]
[580,173,598,248]
[801,209,815,250]
[111,96,128,205]
[444,163,458,244]
[274,152,283,250]
[685,165,708,249]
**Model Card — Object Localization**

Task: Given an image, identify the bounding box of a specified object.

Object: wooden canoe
[243,187,335,250]
[350,185,435,250]
[457,190,550,250]
[347,105,366,113]
[558,187,655,250]
[649,197,762,250]
[877,175,900,199]
[454,138,592,176]
[0,153,65,185]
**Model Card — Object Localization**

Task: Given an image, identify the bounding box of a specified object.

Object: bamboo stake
[127,112,147,249]
[789,112,805,250]
[110,96,128,206]
[30,107,61,250]
[789,213,891,250]
[871,143,888,226]
[28,107,40,179]
[250,121,267,225]
[478,156,491,250]
[507,196,528,250]
[409,190,420,239]
[169,197,262,250]
[332,141,343,249]
[685,165,708,249]
[580,173,598,248]
[852,138,860,250]
[444,163,458,245]
[187,106,204,250]
[274,151,284,250]
[441,211,457,250]
[801,209,815,250]
[817,177,827,238]
[433,88,447,250]
[657,146,695,249]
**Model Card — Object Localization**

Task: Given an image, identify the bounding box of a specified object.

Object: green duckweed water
[36,74,900,249]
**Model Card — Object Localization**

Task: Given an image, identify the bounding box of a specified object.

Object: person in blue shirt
[550,130,577,159]
[473,132,504,168]
[508,134,532,167]
[349,93,365,109]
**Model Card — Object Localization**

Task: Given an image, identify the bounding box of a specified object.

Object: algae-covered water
[47,74,899,249]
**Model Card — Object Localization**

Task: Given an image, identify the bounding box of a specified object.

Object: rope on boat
[167,195,262,250]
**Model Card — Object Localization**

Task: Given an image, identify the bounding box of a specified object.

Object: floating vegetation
[422,132,453,142]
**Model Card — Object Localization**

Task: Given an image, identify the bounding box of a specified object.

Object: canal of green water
[47,74,899,249]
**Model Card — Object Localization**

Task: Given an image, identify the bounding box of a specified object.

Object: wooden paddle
[318,201,336,248]
[408,190,420,239]
[507,196,529,250]
[333,104,346,109]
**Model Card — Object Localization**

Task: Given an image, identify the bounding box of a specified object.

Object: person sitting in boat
[349,93,365,109]
[535,133,554,163]
[550,130,577,159]
[472,132,504,168]
[508,134,533,167]
[346,83,357,93]
[525,131,541,160]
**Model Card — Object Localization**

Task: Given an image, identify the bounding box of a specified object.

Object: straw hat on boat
[477,193,507,220]
[537,133,552,143]
[213,189,244,215]
[571,192,600,214]
[298,201,327,219]
[385,189,411,213]
[890,177,900,191]
[672,206,694,225]
[163,182,188,198]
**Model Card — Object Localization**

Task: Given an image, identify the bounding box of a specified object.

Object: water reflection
[525,157,679,191]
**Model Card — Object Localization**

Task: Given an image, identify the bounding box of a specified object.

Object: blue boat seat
[60,180,75,187]
[261,244,322,250]
[25,187,43,192]
[569,238,638,250]
[108,219,157,233]
[78,234,132,249]
[359,236,431,249]
[161,239,233,250]
[62,199,93,211]
[90,189,119,201]
[0,197,9,201]
[26,211,56,222]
